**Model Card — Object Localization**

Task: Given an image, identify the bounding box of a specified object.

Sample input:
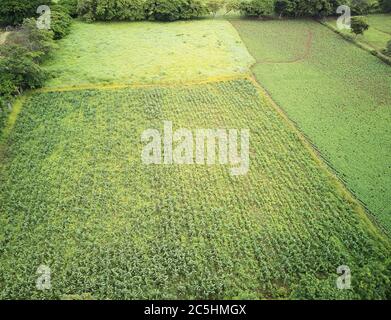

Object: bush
[350,0,371,15]
[60,0,79,17]
[274,0,295,17]
[50,5,73,39]
[77,0,209,22]
[0,45,48,102]
[350,16,369,36]
[6,18,56,62]
[379,0,391,12]
[225,0,242,13]
[0,18,54,111]
[145,0,207,21]
[0,0,51,26]
[206,0,226,16]
[77,0,147,21]
[274,0,341,17]
[239,0,275,17]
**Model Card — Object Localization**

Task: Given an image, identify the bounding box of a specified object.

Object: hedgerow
[0,4,72,131]
[379,0,391,12]
[145,0,208,21]
[77,0,208,21]
[0,0,51,26]
[60,0,79,17]
[50,5,73,40]
[239,0,275,17]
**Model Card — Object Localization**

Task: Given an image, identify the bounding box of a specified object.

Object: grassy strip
[319,19,391,66]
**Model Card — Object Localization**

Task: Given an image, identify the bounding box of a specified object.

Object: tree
[239,0,275,17]
[379,0,391,12]
[275,0,295,17]
[0,44,48,97]
[50,5,73,40]
[225,0,241,14]
[0,0,51,26]
[206,0,226,16]
[61,0,79,17]
[145,0,207,21]
[350,16,369,36]
[6,18,56,62]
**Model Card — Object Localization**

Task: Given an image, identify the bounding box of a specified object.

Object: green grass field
[231,18,391,233]
[1,14,390,300]
[0,80,389,299]
[43,20,254,88]
[325,14,391,52]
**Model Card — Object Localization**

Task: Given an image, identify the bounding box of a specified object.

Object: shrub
[50,5,73,39]
[0,0,51,26]
[274,0,341,17]
[274,0,295,17]
[6,18,56,62]
[77,0,147,21]
[0,18,54,111]
[379,0,391,12]
[239,0,275,17]
[350,16,369,36]
[77,0,209,22]
[206,0,226,16]
[350,0,371,15]
[145,0,207,21]
[0,45,48,100]
[225,0,242,13]
[60,0,79,17]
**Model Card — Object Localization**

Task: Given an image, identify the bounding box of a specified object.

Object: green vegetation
[379,0,391,12]
[386,39,391,55]
[145,0,207,21]
[350,16,370,36]
[50,4,73,40]
[239,0,275,17]
[77,0,208,21]
[0,19,56,131]
[325,14,391,52]
[0,79,389,299]
[43,20,254,88]
[231,19,391,233]
[0,0,390,301]
[0,0,51,26]
[60,0,79,17]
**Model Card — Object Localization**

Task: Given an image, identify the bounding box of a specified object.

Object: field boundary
[2,73,390,242]
[37,74,253,93]
[319,19,391,66]
[229,19,314,65]
[247,76,390,240]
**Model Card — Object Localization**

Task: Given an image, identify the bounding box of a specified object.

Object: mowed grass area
[231,19,391,233]
[43,20,254,88]
[325,14,391,51]
[0,80,390,299]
